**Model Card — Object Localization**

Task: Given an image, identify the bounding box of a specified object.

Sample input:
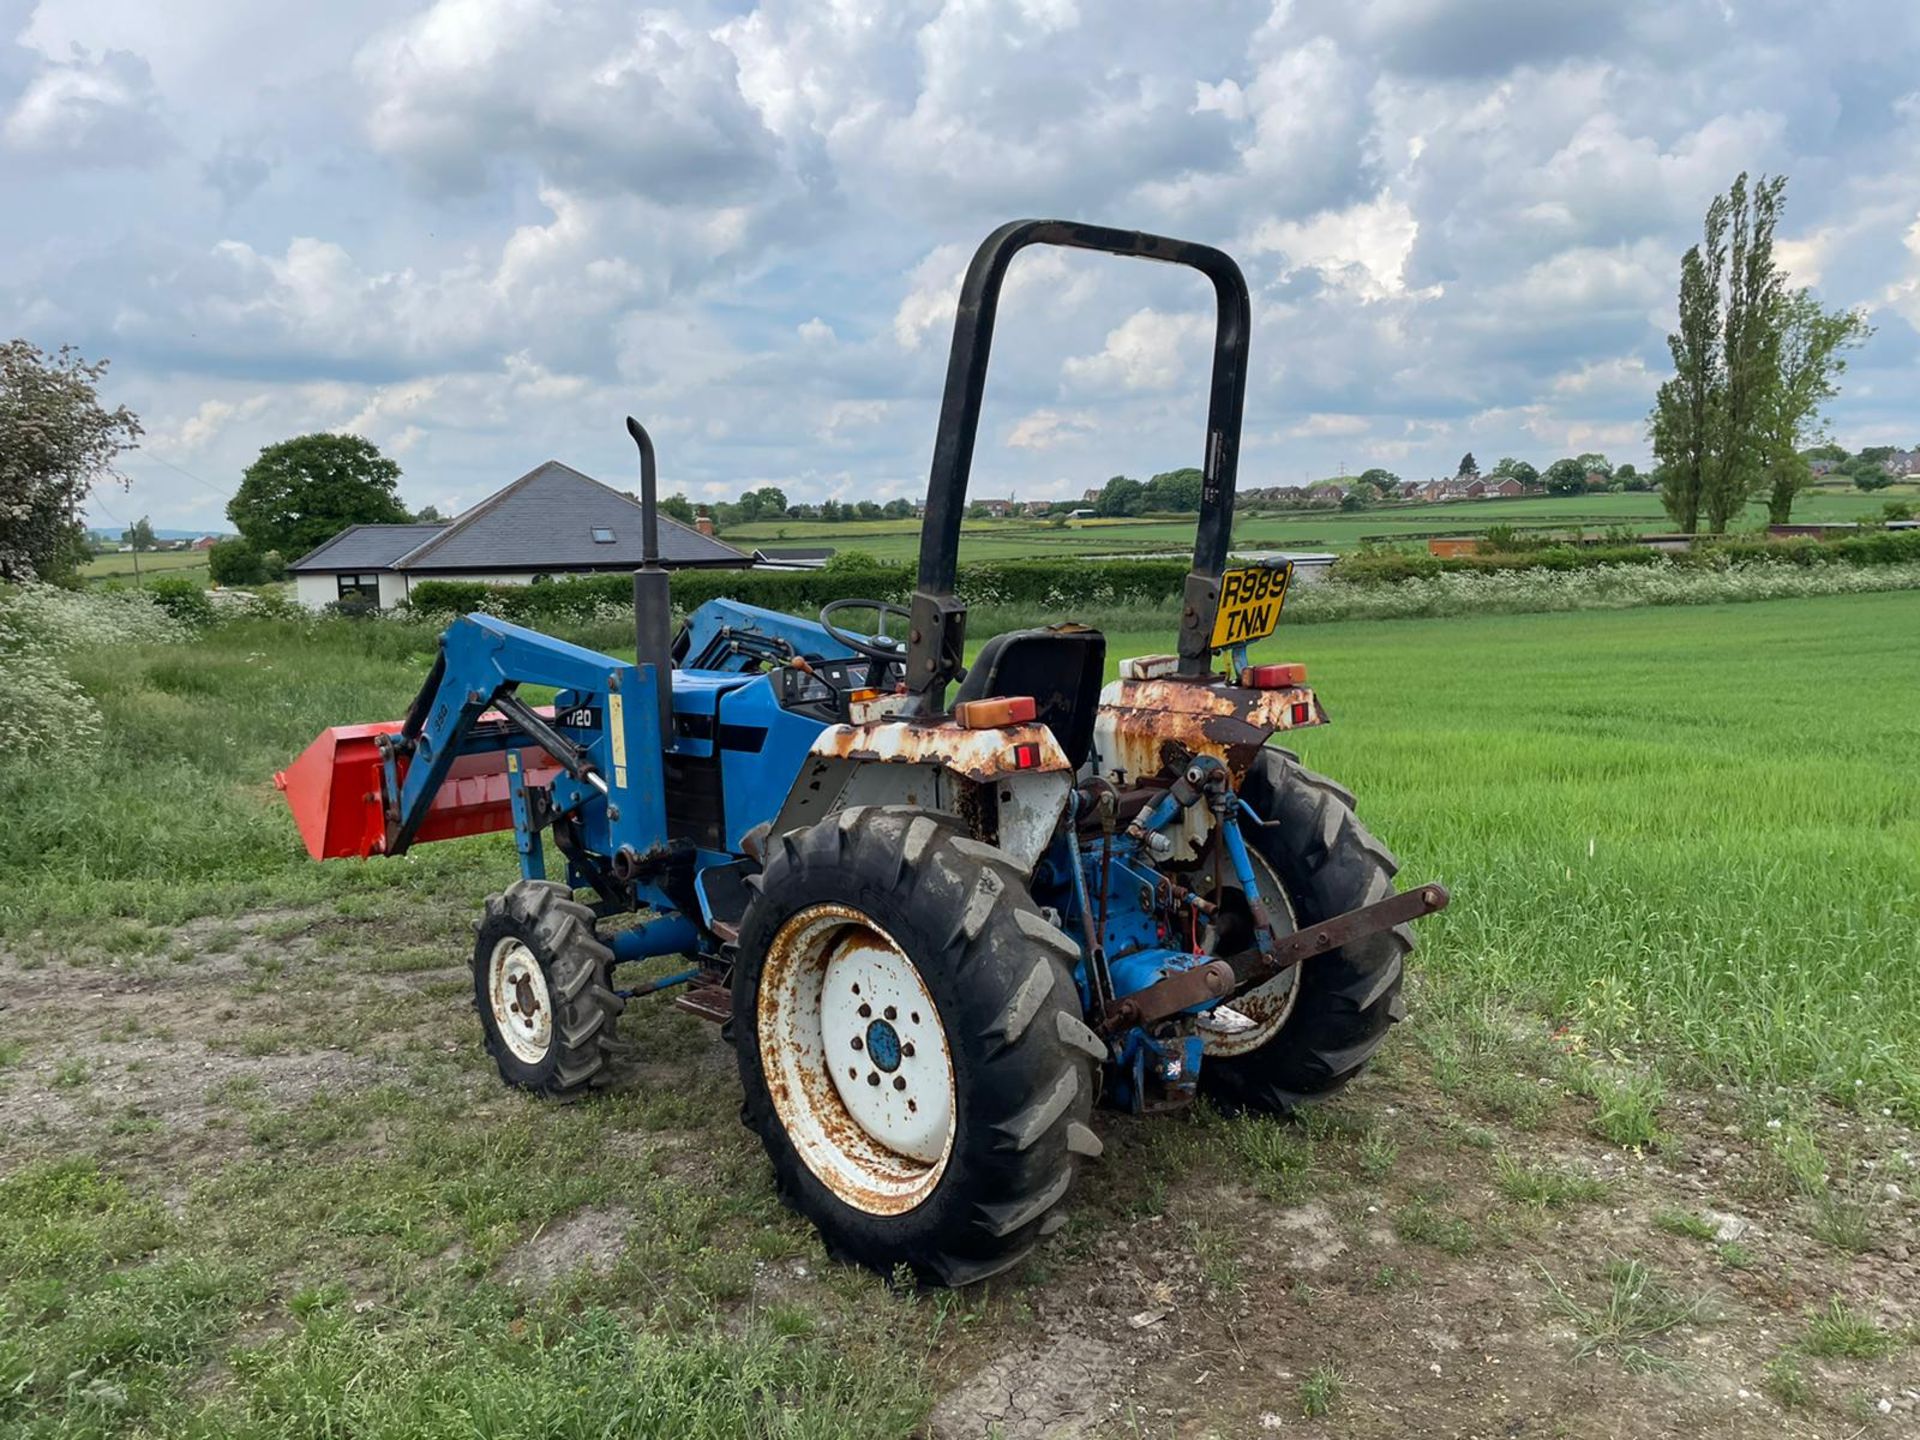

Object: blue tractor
[279,220,1447,1285]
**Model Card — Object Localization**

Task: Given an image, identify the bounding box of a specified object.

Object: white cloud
[1550,355,1654,397]
[356,0,780,200]
[1287,413,1371,439]
[1063,309,1210,393]
[1249,193,1437,303]
[1006,407,1095,450]
[0,0,1912,533]
[3,43,169,163]
[893,243,971,350]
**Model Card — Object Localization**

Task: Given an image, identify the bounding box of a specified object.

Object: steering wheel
[819,597,912,665]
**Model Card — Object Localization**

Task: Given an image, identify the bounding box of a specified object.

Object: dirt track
[3,909,1916,1437]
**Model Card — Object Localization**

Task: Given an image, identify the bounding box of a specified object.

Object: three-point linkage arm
[380,613,669,861]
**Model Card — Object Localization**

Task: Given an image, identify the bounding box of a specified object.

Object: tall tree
[1542,457,1588,496]
[227,433,408,557]
[122,515,156,550]
[1455,452,1479,479]
[1095,474,1145,517]
[1761,291,1870,523]
[0,340,142,582]
[412,503,447,523]
[1143,467,1204,512]
[1702,173,1788,533]
[1651,190,1729,533]
[1490,457,1539,487]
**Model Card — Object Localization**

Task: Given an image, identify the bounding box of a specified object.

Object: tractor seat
[952,625,1106,770]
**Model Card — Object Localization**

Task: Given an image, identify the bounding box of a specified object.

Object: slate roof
[291,461,749,573]
[290,523,448,572]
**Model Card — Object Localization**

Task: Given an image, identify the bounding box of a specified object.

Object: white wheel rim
[758,905,957,1215]
[1200,848,1301,1058]
[487,937,553,1065]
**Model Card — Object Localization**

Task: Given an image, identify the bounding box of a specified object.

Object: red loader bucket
[274,719,559,860]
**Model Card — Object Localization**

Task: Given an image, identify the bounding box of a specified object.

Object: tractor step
[672,982,732,1024]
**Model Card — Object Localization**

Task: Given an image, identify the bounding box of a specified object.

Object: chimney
[695,515,715,537]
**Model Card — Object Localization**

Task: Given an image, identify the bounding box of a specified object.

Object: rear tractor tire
[733,809,1105,1287]
[1200,747,1413,1115]
[473,878,624,1101]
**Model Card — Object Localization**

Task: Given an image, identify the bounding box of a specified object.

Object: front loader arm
[382,613,667,859]
[278,613,669,866]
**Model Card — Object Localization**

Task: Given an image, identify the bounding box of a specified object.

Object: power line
[137,451,232,500]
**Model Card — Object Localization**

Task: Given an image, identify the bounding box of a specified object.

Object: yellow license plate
[1209,563,1293,648]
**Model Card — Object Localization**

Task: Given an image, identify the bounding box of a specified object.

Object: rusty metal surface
[1093,675,1326,784]
[757,903,957,1217]
[809,717,1071,782]
[672,982,733,1022]
[1108,883,1447,1034]
[1101,959,1236,1031]
[1232,883,1450,988]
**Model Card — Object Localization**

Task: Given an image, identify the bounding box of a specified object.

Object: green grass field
[4,590,1916,1436]
[79,549,211,584]
[729,484,1918,563]
[6,591,1914,1109]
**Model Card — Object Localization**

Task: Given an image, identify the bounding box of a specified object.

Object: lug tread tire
[1200,748,1412,1114]
[473,878,625,1102]
[733,811,1096,1287]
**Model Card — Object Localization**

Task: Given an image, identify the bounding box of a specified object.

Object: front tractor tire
[473,879,624,1101]
[733,809,1104,1287]
[1201,747,1413,1114]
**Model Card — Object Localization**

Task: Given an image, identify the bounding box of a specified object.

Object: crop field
[728,486,1917,563]
[2,590,1917,1437]
[78,550,211,585]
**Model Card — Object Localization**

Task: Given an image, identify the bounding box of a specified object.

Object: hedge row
[1335,528,1920,584]
[407,558,1193,623]
[404,530,1920,623]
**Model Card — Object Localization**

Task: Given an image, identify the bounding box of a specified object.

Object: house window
[336,573,381,603]
[591,526,616,543]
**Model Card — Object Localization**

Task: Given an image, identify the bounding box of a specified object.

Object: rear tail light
[1290,700,1311,725]
[1241,662,1307,688]
[955,695,1037,728]
[1011,741,1040,770]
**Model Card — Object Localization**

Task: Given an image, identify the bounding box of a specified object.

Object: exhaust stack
[626,416,674,744]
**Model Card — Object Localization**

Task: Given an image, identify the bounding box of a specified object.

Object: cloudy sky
[5,0,1919,533]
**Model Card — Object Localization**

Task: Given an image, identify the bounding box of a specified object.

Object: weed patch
[1542,1258,1715,1373]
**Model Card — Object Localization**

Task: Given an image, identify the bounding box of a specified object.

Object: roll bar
[904,220,1251,710]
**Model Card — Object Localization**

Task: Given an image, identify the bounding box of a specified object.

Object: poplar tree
[1704,174,1786,533]
[1651,194,1727,533]
[1652,174,1806,534]
[1762,290,1870,524]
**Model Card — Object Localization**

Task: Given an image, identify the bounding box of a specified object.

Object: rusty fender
[808,718,1072,782]
[1094,676,1327,784]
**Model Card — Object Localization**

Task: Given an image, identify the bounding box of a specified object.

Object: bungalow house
[289,459,750,611]
[1483,478,1527,498]
[1886,449,1920,477]
[975,497,1018,518]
